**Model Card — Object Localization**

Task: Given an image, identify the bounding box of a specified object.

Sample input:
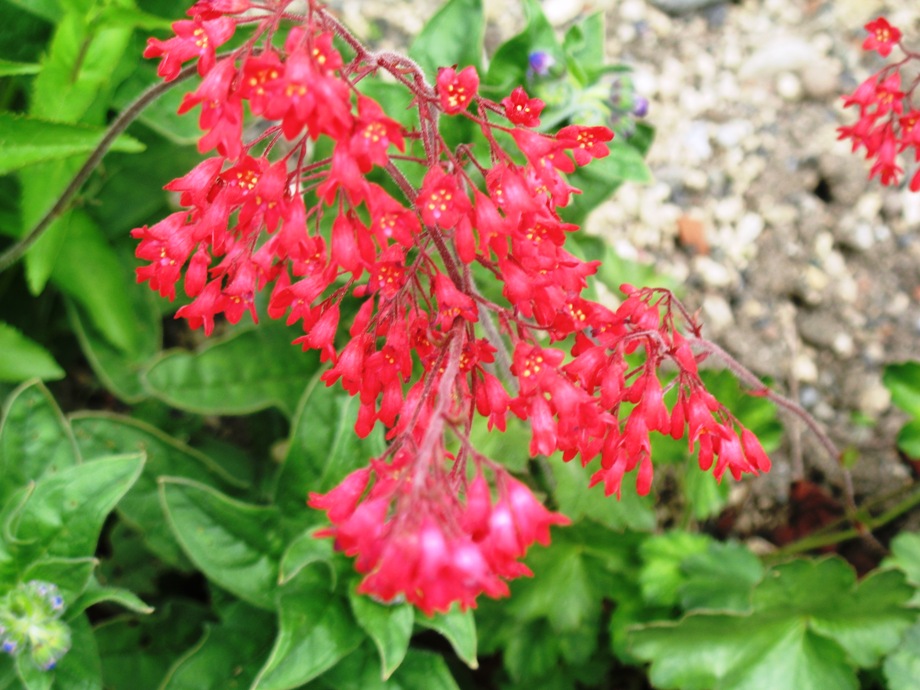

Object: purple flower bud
[528,51,555,77]
[632,96,649,118]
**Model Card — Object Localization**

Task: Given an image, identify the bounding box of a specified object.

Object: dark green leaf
[273,377,385,535]
[561,142,653,225]
[38,614,101,690]
[159,478,281,610]
[409,0,484,81]
[95,601,211,690]
[143,325,319,418]
[160,601,275,690]
[0,323,64,382]
[0,0,59,22]
[71,412,246,566]
[317,646,461,690]
[0,381,79,506]
[0,113,143,175]
[348,588,414,679]
[251,585,362,689]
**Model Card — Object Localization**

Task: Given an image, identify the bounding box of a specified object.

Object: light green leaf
[160,601,275,690]
[48,211,143,353]
[71,412,246,566]
[143,325,320,418]
[883,531,920,606]
[159,478,281,610]
[678,541,764,612]
[111,65,202,146]
[251,585,362,690]
[550,458,656,531]
[64,241,162,403]
[278,531,335,586]
[884,361,920,418]
[0,113,143,175]
[348,589,414,679]
[21,557,96,606]
[0,381,79,506]
[71,578,153,616]
[36,611,101,690]
[561,141,653,225]
[484,0,562,94]
[0,323,64,382]
[638,532,711,608]
[409,0,484,81]
[274,377,385,535]
[415,605,478,669]
[884,620,920,690]
[896,418,920,458]
[9,454,144,566]
[629,558,916,690]
[0,59,41,76]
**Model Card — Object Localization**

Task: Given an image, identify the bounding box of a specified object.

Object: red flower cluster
[839,17,920,191]
[135,0,771,612]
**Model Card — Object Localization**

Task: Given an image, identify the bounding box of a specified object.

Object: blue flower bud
[528,51,555,77]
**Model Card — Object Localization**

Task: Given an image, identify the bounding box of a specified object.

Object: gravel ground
[333,0,920,532]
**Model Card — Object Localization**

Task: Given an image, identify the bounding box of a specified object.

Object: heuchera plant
[133,0,772,614]
[840,17,920,191]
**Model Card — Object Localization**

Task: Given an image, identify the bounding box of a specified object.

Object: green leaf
[160,601,276,690]
[9,454,144,566]
[409,0,484,81]
[562,13,605,75]
[71,412,246,566]
[347,588,414,679]
[159,477,281,610]
[484,0,562,94]
[0,381,79,505]
[0,323,64,382]
[0,0,59,22]
[70,572,154,616]
[143,325,319,418]
[561,142,653,225]
[549,458,656,531]
[48,211,143,353]
[0,59,41,76]
[20,557,96,606]
[28,610,101,690]
[678,541,764,612]
[884,620,920,690]
[111,64,202,146]
[65,286,161,404]
[95,600,211,690]
[278,530,335,586]
[274,377,385,535]
[629,558,917,690]
[0,113,143,175]
[884,531,920,606]
[317,646,461,690]
[251,585,362,690]
[638,532,711,607]
[896,418,920,458]
[415,605,478,669]
[884,361,920,418]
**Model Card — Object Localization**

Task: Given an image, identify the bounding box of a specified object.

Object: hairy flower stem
[0,64,199,276]
[687,336,871,533]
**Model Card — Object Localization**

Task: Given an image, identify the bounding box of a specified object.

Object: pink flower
[436,65,479,114]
